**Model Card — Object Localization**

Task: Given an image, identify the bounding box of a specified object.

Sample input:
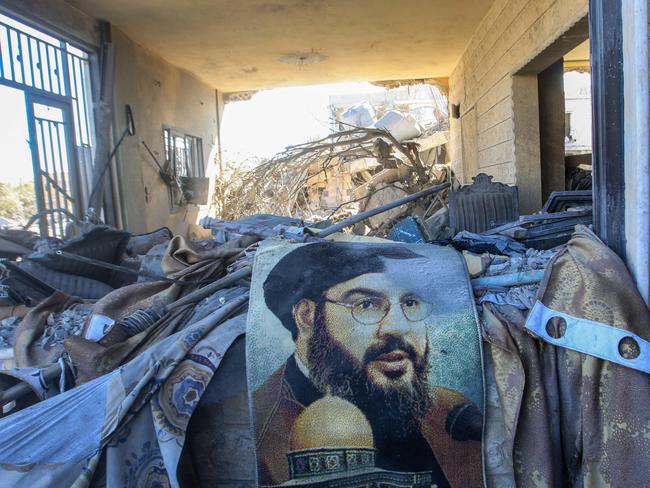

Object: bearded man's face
[305,272,431,425]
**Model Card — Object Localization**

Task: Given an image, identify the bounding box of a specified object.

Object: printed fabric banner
[247,239,485,487]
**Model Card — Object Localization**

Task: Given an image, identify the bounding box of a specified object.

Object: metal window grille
[0,13,94,237]
[163,128,204,178]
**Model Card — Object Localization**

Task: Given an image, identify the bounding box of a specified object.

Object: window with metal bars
[0,12,95,237]
[163,127,204,179]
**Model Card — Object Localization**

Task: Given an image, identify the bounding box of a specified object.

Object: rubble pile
[0,316,18,348]
[0,162,597,386]
[215,110,450,238]
[1,102,647,486]
[35,305,92,349]
[471,248,557,311]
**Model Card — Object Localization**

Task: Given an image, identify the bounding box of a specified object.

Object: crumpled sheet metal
[453,231,527,257]
[481,225,650,487]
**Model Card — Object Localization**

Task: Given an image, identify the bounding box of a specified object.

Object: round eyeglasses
[324,295,434,325]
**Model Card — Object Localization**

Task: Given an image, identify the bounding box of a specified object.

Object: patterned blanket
[0,302,247,488]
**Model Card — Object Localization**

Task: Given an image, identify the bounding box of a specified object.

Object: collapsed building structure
[0,0,649,487]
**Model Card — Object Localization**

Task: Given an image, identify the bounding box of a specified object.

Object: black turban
[263,242,420,338]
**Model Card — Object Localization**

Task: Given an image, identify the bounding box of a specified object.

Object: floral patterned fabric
[0,310,247,488]
[482,226,650,487]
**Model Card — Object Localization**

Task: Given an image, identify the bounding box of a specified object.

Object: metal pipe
[317,182,450,237]
[0,363,60,407]
[471,269,545,289]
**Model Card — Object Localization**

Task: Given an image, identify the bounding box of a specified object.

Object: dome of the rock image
[280,396,432,487]
[289,395,374,451]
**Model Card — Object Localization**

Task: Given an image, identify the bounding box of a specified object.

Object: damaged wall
[1,1,220,238]
[449,0,588,213]
[109,28,220,236]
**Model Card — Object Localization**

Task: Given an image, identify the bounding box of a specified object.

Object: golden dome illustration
[290,395,374,451]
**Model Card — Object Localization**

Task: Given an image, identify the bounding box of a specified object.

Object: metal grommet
[619,336,641,360]
[545,316,567,339]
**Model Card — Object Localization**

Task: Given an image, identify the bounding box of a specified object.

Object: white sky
[220,82,386,162]
[0,84,33,185]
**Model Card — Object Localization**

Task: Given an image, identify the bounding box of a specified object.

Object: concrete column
[512,75,543,214]
[537,59,567,202]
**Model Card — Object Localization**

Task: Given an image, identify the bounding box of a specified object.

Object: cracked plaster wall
[111,27,219,236]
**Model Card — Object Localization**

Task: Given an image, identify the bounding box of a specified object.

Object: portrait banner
[247,238,485,487]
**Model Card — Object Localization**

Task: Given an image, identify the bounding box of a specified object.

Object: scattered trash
[0,316,19,348]
[1,97,646,488]
[36,305,91,349]
[387,216,428,243]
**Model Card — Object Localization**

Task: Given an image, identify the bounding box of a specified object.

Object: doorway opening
[217,81,449,230]
[537,39,592,201]
[0,12,95,237]
[513,15,592,211]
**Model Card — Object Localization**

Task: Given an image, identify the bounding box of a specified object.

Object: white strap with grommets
[524,301,650,374]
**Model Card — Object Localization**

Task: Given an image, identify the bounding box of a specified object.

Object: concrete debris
[35,305,92,349]
[214,101,450,232]
[373,110,423,141]
[478,284,538,310]
[339,101,375,128]
[471,249,558,311]
[0,89,624,487]
[0,316,19,348]
[483,248,557,276]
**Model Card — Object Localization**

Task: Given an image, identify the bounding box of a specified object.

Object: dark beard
[306,307,431,439]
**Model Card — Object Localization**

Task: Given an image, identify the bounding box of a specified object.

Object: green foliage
[0,181,37,225]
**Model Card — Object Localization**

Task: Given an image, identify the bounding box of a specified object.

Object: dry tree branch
[217,127,439,221]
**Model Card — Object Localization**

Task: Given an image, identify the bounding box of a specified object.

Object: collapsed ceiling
[67,0,496,92]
